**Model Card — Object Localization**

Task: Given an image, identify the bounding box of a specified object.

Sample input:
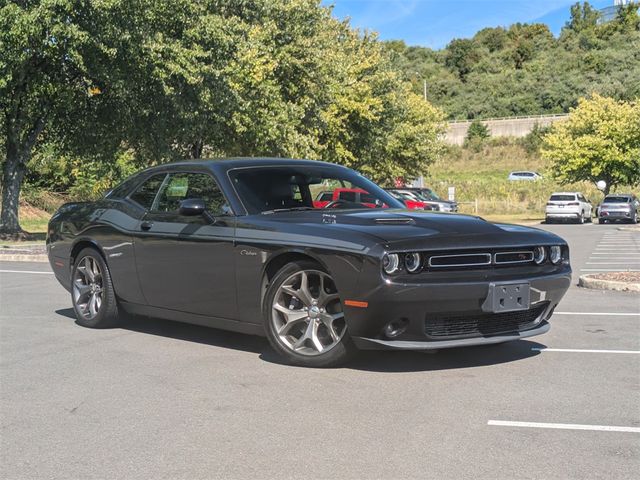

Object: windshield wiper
[261,206,316,215]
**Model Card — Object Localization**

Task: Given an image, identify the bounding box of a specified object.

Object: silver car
[545,192,593,224]
[508,171,543,181]
[598,194,640,224]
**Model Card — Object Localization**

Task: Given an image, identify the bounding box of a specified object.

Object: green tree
[0,0,168,235]
[566,2,600,33]
[1,0,446,234]
[444,38,480,81]
[541,94,640,195]
[465,120,490,142]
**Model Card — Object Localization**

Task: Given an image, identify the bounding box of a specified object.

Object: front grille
[422,247,538,270]
[424,303,548,339]
[428,253,491,268]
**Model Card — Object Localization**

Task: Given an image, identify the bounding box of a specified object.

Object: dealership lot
[1,224,638,479]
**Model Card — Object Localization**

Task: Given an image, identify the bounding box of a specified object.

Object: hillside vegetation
[429,137,623,221]
[387,2,640,119]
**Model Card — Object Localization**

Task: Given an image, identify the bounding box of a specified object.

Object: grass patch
[425,139,609,217]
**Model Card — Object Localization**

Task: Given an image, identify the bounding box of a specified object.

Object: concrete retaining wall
[445,114,568,145]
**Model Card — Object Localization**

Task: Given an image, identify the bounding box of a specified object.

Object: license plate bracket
[482,282,530,313]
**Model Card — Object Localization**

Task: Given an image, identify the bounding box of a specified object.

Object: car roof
[550,192,579,195]
[138,157,342,175]
[604,193,633,197]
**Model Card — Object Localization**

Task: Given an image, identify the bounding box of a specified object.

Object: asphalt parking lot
[1,223,638,479]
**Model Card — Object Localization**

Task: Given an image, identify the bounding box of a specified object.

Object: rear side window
[550,195,576,201]
[129,174,167,209]
[106,175,141,199]
[317,192,332,201]
[155,172,230,215]
[338,191,356,202]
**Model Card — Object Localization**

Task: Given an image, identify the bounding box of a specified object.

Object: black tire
[599,218,608,224]
[263,260,357,367]
[71,247,122,328]
[631,211,639,224]
[578,212,584,224]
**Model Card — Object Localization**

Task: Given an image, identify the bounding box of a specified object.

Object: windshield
[421,189,441,201]
[550,194,576,201]
[603,196,630,204]
[228,165,404,214]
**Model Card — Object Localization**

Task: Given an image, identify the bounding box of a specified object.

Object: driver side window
[155,172,230,216]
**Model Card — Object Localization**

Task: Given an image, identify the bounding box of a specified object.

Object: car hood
[254,209,565,250]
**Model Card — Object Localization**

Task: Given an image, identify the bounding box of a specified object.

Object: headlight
[533,246,546,264]
[404,252,421,273]
[382,253,400,274]
[549,245,562,264]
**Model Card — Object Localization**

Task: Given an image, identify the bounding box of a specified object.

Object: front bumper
[342,268,571,351]
[353,321,550,350]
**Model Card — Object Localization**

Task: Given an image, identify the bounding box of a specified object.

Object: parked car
[598,193,640,224]
[47,158,571,367]
[402,187,458,212]
[385,189,433,210]
[313,188,379,209]
[545,192,592,224]
[508,171,543,181]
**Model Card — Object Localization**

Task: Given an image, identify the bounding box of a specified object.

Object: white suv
[545,192,592,224]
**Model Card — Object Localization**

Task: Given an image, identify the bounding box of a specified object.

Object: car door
[132,171,237,319]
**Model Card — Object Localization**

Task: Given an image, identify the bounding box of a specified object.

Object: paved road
[1,224,638,479]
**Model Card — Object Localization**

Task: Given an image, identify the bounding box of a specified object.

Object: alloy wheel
[73,256,103,320]
[271,270,345,356]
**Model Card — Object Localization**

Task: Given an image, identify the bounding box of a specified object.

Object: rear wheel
[71,248,122,328]
[578,212,585,224]
[264,261,356,367]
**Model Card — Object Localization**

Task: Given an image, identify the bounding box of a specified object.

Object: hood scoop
[374,217,416,225]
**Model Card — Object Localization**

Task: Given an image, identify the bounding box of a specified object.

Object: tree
[465,120,490,142]
[565,2,600,33]
[541,94,640,195]
[0,0,166,235]
[444,38,480,81]
[2,0,446,235]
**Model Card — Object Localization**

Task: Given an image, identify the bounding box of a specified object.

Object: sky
[325,0,613,49]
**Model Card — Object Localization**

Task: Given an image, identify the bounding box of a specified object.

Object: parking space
[1,224,638,479]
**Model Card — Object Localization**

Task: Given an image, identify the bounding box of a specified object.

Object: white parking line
[532,347,640,354]
[580,268,640,272]
[586,262,640,265]
[0,270,53,275]
[554,312,640,316]
[487,420,640,433]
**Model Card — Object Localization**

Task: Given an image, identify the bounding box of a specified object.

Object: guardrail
[448,113,568,124]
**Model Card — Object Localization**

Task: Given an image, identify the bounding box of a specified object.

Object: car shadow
[55,308,545,372]
[55,308,268,355]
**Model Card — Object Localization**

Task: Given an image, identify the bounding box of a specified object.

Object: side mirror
[179,198,206,216]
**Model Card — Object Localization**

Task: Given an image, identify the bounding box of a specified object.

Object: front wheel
[263,261,356,367]
[71,248,122,328]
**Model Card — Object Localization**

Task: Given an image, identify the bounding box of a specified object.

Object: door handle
[140,221,153,231]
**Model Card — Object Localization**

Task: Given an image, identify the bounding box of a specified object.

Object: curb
[618,226,640,232]
[0,255,48,263]
[578,274,640,293]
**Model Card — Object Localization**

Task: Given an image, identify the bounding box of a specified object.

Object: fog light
[383,319,409,339]
[382,253,400,274]
[404,252,422,273]
[533,246,546,264]
[550,245,562,264]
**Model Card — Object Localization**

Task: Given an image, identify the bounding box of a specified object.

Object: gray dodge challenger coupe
[47,158,571,367]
